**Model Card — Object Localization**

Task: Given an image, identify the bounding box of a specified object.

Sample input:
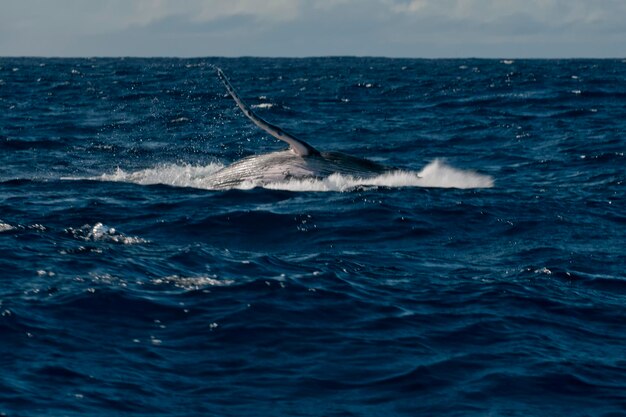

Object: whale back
[206,150,389,189]
[209,67,392,189]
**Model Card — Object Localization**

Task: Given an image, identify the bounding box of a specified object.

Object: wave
[86,159,493,191]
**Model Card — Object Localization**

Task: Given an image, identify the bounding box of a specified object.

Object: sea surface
[0,57,624,416]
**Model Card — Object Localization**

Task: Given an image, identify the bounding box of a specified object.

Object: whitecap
[67,222,148,245]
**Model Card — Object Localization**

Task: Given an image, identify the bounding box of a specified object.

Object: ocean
[0,57,624,416]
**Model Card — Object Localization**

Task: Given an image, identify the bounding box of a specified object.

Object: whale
[205,68,394,189]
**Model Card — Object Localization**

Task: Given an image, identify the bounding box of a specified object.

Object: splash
[415,159,494,189]
[262,160,493,191]
[91,159,493,192]
[98,163,225,188]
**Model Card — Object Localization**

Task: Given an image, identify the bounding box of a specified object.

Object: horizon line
[1,55,625,60]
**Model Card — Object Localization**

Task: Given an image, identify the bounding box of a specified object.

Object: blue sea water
[0,57,625,416]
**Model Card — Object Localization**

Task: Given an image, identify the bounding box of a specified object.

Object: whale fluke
[215,67,318,157]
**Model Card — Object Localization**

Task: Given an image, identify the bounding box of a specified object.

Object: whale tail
[215,67,319,157]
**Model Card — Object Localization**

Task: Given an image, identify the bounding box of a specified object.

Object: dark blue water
[1,57,625,416]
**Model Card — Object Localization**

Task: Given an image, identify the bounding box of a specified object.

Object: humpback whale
[206,68,393,189]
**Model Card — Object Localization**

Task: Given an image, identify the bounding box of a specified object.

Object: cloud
[389,0,626,27]
[128,0,302,25]
[0,0,625,57]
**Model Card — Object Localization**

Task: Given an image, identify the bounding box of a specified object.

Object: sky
[0,0,625,58]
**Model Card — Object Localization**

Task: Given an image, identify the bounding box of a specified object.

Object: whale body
[206,68,393,189]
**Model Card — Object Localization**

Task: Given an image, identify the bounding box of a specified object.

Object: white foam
[151,275,234,290]
[415,159,494,189]
[67,222,148,244]
[91,159,493,192]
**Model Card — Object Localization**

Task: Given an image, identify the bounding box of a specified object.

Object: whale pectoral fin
[216,67,318,157]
